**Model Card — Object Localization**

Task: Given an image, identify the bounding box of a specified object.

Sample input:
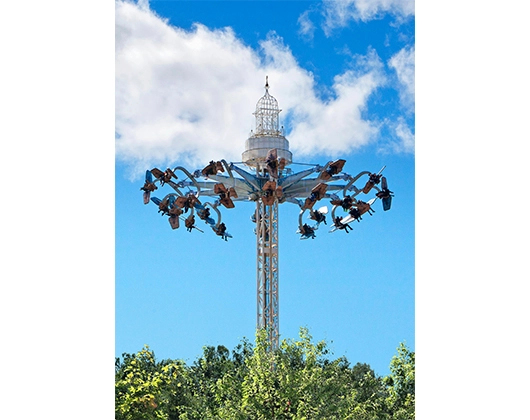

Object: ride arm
[298,208,309,232]
[281,178,326,198]
[228,163,261,191]
[164,180,184,196]
[193,176,255,199]
[341,171,371,197]
[172,166,202,197]
[278,167,320,190]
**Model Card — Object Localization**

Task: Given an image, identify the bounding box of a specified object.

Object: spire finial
[265,75,269,91]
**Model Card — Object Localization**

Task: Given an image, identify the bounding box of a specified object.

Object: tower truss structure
[255,199,279,348]
[141,77,394,351]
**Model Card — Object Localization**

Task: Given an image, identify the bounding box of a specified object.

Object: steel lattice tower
[242,77,290,350]
[255,200,279,348]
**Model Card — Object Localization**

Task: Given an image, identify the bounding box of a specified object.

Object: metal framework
[141,77,394,351]
[254,76,282,136]
[256,199,279,348]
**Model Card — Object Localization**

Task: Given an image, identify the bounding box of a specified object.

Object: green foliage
[385,342,415,420]
[115,331,415,419]
[115,346,191,420]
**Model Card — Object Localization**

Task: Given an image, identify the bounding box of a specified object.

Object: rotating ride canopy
[141,77,394,350]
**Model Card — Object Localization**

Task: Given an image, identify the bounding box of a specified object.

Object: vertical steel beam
[256,199,279,350]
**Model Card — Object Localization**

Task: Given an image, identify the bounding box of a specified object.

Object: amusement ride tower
[242,77,290,348]
[141,77,393,350]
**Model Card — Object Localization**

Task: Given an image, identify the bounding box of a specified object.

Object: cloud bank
[116,1,403,176]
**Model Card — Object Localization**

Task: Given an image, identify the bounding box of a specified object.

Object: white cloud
[115,1,386,177]
[279,47,386,157]
[376,117,414,155]
[393,117,415,153]
[322,0,414,34]
[388,45,415,111]
[297,10,316,42]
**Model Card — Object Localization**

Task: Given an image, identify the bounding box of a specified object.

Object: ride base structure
[141,78,394,350]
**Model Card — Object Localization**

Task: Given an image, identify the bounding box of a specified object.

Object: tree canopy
[115,328,414,419]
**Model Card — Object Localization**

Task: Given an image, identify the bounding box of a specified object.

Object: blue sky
[115,0,415,377]
[2,0,530,418]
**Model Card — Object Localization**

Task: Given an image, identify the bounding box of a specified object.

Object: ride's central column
[256,198,279,350]
[243,77,290,351]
